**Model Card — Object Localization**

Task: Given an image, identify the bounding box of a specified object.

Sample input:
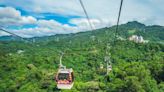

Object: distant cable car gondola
[55,53,74,89]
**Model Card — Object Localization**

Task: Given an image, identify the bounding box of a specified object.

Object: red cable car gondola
[56,68,74,89]
[55,53,74,89]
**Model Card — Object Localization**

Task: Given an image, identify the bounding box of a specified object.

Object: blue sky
[0,0,164,37]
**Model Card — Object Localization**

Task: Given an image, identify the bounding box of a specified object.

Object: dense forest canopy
[0,21,164,92]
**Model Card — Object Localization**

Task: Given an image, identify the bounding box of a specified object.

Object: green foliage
[0,21,164,91]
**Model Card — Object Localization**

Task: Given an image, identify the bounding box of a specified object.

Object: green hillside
[0,21,164,92]
[33,21,164,43]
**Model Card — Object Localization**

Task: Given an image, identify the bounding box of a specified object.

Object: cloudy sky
[0,0,164,38]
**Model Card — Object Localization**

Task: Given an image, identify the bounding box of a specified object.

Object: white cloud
[9,26,78,38]
[0,31,11,36]
[0,7,21,18]
[37,20,62,29]
[0,17,81,38]
[11,27,55,38]
[69,18,110,31]
[0,7,37,26]
[21,16,37,24]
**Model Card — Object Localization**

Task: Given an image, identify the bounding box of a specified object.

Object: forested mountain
[0,21,164,92]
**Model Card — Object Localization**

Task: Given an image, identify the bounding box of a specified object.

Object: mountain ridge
[0,21,163,43]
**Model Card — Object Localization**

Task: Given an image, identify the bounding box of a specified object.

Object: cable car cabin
[56,68,74,89]
[108,65,112,72]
